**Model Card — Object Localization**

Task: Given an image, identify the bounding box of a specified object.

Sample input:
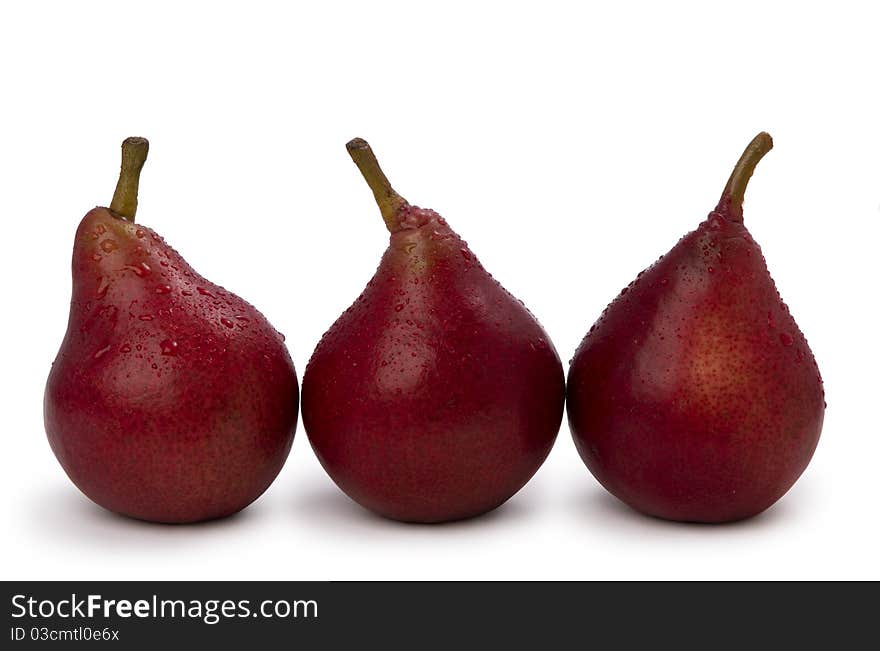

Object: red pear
[301,138,565,523]
[44,138,298,523]
[567,133,824,523]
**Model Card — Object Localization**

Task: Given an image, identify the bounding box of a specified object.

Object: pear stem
[346,138,407,231]
[717,132,773,222]
[109,137,149,222]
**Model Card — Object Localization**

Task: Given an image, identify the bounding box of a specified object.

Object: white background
[1,1,877,580]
